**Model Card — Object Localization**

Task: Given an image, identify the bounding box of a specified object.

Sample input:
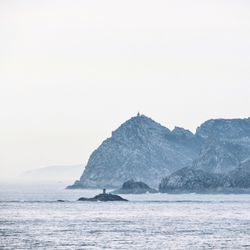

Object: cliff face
[68,114,201,188]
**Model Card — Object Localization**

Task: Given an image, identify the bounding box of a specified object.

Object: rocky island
[112,179,158,194]
[78,189,128,202]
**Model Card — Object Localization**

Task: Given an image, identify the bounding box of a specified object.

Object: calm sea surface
[1,184,250,249]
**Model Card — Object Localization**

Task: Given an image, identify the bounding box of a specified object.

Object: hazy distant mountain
[22,165,84,183]
[68,114,201,188]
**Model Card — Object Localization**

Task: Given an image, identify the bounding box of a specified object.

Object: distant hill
[21,165,84,184]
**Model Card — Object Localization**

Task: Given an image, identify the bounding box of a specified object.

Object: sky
[0,0,250,180]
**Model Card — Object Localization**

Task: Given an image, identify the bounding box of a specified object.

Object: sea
[1,183,250,250]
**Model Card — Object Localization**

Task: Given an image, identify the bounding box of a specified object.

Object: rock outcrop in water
[112,179,157,194]
[68,114,201,189]
[78,191,128,202]
[229,159,250,188]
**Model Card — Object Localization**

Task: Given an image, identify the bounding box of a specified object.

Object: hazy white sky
[0,0,250,179]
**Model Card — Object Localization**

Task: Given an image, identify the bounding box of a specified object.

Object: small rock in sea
[78,189,128,202]
[112,179,158,194]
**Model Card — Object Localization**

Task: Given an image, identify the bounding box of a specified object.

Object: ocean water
[1,184,250,249]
